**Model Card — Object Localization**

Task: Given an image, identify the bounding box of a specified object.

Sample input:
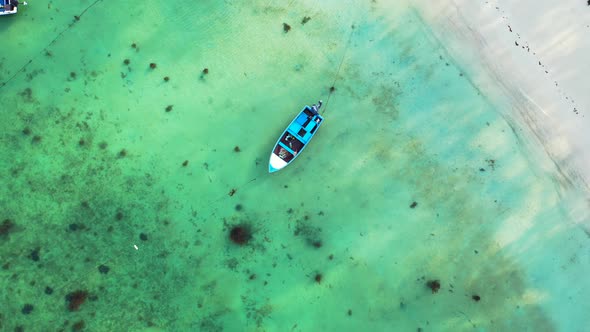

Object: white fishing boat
[268,101,324,173]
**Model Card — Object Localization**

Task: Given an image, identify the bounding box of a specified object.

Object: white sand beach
[407,1,590,330]
[414,0,590,192]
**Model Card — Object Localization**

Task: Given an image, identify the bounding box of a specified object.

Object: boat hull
[0,7,17,15]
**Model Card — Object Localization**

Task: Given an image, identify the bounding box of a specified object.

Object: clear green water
[1,1,588,331]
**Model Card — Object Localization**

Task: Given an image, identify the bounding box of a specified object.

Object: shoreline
[407,1,590,329]
[412,0,590,195]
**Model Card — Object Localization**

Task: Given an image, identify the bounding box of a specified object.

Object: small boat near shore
[0,0,26,16]
[269,100,324,173]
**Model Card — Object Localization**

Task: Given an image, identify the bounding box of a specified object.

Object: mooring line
[1,0,103,87]
[322,23,356,114]
[193,174,268,223]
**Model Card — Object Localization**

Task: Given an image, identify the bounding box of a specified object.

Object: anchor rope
[1,0,103,87]
[321,23,356,114]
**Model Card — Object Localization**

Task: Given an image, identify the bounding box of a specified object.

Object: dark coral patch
[310,240,322,248]
[229,224,252,245]
[314,273,322,283]
[30,247,41,261]
[98,265,110,274]
[1,219,15,236]
[66,290,89,311]
[22,304,34,315]
[426,280,440,293]
[72,320,86,331]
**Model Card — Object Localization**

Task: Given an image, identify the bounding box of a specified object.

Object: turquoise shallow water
[1,1,589,331]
